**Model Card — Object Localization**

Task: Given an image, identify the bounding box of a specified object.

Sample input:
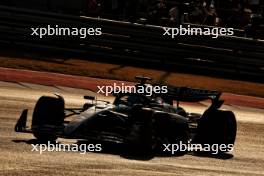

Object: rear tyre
[32,96,65,142]
[193,110,237,154]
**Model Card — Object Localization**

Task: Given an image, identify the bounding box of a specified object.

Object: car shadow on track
[12,139,233,160]
[191,151,234,160]
[13,139,58,145]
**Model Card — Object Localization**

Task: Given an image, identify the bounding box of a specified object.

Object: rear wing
[159,86,221,104]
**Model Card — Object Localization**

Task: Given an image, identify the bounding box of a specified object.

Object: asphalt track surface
[0,69,263,175]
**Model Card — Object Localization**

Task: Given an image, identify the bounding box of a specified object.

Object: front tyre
[32,96,65,142]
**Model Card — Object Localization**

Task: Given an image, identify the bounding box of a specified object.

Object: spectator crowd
[1,0,262,38]
[84,0,263,38]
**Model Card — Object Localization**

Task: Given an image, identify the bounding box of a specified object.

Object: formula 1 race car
[15,76,237,156]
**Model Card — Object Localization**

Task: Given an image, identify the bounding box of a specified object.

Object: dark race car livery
[15,76,237,156]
